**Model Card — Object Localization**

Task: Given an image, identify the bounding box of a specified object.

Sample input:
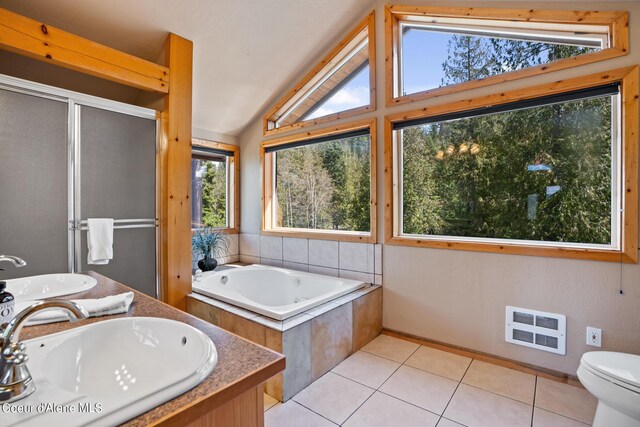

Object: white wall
[239,0,640,375]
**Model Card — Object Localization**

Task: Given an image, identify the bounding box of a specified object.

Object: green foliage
[401,36,612,245]
[276,136,370,232]
[192,227,228,260]
[442,35,496,85]
[200,160,227,228]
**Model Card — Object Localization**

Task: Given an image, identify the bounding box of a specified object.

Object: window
[191,139,239,233]
[385,6,629,106]
[384,67,638,262]
[263,12,376,135]
[262,119,377,242]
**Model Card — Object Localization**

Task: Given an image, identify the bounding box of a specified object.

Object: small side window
[191,139,239,233]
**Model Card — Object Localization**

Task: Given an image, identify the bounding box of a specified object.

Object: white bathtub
[192,265,366,320]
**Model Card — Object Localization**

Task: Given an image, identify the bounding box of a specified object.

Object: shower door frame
[0,73,161,296]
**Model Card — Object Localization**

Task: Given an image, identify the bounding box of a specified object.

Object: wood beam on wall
[0,7,170,93]
[161,33,193,310]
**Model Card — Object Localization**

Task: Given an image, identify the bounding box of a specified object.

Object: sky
[401,30,452,94]
[304,64,370,120]
[302,28,586,120]
[304,30,451,120]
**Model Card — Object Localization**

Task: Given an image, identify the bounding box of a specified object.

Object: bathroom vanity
[17,272,285,427]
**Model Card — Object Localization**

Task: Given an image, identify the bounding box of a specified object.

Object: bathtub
[192,265,366,320]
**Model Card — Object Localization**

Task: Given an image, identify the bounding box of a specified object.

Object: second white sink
[1,317,217,426]
[5,273,97,301]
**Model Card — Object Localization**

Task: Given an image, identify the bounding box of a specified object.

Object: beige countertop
[19,271,285,426]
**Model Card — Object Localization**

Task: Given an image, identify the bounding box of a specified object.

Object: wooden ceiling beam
[0,7,170,93]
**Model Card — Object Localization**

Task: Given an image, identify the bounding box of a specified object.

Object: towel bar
[69,219,158,231]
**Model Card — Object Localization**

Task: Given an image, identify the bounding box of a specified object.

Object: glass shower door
[76,105,157,296]
[0,88,69,279]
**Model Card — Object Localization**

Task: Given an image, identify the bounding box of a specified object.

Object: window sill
[191,227,239,235]
[263,105,375,137]
[385,236,637,263]
[262,228,376,243]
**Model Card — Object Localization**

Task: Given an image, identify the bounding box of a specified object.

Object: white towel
[87,218,114,265]
[15,292,134,326]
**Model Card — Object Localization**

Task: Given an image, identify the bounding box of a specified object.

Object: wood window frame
[192,139,240,234]
[262,118,377,243]
[384,66,639,263]
[263,12,376,137]
[384,5,629,107]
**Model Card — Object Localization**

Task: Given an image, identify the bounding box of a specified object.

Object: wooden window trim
[192,139,240,234]
[384,5,629,107]
[384,66,639,263]
[262,118,377,243]
[262,12,376,137]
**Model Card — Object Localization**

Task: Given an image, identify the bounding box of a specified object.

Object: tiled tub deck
[187,284,383,401]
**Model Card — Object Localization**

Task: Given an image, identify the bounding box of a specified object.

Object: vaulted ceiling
[0,0,376,135]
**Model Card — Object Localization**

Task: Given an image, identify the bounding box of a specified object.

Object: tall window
[191,139,239,233]
[262,120,377,242]
[385,68,638,262]
[385,6,629,105]
[264,12,376,135]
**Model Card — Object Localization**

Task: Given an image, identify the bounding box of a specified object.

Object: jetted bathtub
[192,265,366,320]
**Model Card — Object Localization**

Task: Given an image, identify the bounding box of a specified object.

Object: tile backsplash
[239,233,382,285]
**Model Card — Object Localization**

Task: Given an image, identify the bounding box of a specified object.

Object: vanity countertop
[19,271,286,426]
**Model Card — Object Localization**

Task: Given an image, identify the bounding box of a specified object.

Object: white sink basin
[5,273,97,301]
[0,317,217,427]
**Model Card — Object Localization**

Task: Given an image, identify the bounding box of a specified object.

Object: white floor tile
[332,351,400,389]
[405,346,472,381]
[265,400,336,427]
[293,372,374,425]
[535,378,597,425]
[343,391,439,427]
[443,384,532,427]
[533,408,591,427]
[379,365,458,414]
[361,334,420,363]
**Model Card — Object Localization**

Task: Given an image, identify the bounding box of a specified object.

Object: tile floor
[264,334,598,427]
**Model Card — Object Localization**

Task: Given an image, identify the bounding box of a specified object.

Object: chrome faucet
[0,300,88,402]
[0,255,27,270]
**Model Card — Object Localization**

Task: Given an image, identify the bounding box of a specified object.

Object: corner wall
[238,0,640,375]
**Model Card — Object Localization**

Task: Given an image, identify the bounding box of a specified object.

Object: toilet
[577,351,640,427]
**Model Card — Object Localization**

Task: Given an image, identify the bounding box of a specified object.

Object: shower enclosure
[0,74,159,297]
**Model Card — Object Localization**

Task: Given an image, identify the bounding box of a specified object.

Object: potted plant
[192,227,229,272]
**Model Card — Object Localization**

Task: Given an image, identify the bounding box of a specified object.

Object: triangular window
[264,12,375,135]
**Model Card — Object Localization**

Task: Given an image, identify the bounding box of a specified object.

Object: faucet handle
[2,342,27,364]
[0,299,87,402]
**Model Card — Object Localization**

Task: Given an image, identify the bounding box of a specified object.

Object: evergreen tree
[200,160,227,228]
[441,35,496,85]
[400,34,612,244]
[321,142,348,229]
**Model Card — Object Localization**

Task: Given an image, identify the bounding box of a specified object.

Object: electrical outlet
[586,327,602,347]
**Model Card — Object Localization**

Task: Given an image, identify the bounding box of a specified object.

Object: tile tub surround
[187,285,383,401]
[239,234,383,285]
[265,333,598,427]
[20,272,285,427]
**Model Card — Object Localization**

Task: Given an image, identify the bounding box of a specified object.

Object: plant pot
[198,257,218,272]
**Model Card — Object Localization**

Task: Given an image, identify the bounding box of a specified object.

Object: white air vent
[505,306,566,355]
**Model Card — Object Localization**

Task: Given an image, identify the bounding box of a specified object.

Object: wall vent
[505,306,566,355]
